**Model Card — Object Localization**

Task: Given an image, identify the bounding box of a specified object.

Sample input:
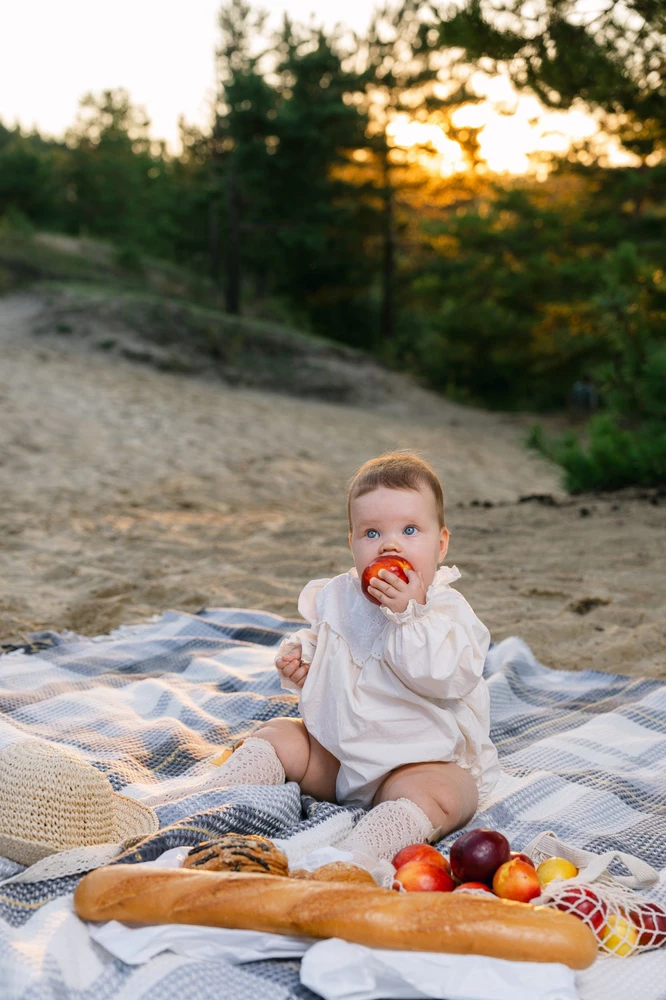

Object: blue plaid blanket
[0,608,665,1000]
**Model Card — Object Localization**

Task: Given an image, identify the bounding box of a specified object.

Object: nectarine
[555,885,607,933]
[492,858,542,903]
[629,901,666,948]
[392,843,450,874]
[361,555,413,606]
[510,851,535,868]
[393,860,455,893]
[600,913,639,956]
[537,857,578,885]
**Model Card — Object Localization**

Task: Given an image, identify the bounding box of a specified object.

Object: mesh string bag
[524,831,666,958]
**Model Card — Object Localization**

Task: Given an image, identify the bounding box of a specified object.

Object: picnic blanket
[0,607,665,1000]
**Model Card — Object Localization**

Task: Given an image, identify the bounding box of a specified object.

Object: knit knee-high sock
[213,737,286,786]
[334,797,435,860]
[140,737,286,806]
[331,798,436,889]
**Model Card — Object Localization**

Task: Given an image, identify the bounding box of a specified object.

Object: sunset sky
[0,1,627,175]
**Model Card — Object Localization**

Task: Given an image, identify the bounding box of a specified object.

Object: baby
[217,452,499,860]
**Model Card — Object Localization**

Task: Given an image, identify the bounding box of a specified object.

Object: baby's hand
[367,566,427,614]
[275,644,310,689]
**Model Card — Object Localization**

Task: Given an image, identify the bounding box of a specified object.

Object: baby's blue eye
[365,529,379,539]
[404,526,417,535]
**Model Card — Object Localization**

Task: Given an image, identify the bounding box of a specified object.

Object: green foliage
[527,243,666,490]
[435,0,666,163]
[529,412,666,492]
[397,166,666,409]
[0,0,665,498]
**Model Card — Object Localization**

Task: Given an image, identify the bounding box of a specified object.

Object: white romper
[277,565,500,809]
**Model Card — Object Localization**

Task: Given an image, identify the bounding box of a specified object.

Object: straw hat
[0,740,159,866]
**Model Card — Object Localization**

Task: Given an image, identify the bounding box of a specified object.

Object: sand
[1,292,664,678]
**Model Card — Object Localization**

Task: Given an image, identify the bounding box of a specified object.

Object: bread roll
[308,862,376,885]
[74,865,597,969]
[287,862,376,884]
[183,834,288,876]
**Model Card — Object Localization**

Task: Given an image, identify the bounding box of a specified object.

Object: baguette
[74,865,597,969]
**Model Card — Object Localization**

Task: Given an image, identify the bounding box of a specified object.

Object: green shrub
[529,415,666,492]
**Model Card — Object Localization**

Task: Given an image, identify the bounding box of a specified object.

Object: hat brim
[0,791,158,867]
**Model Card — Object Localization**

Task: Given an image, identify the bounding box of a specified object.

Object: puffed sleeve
[381,588,490,700]
[274,577,330,693]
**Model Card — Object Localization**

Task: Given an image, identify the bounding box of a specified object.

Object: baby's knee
[431,766,478,830]
[375,763,478,834]
[253,718,311,784]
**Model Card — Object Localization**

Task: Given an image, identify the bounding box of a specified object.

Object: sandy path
[1,292,664,677]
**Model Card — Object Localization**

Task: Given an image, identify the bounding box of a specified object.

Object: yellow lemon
[537,856,579,885]
[600,913,639,957]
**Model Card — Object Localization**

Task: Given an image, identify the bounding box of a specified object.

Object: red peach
[628,901,666,948]
[392,843,451,874]
[361,555,413,606]
[453,881,494,894]
[393,861,456,893]
[492,858,542,903]
[555,885,608,933]
[510,851,535,868]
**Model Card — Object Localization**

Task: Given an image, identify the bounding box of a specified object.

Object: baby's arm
[275,575,329,692]
[275,627,317,691]
[381,593,489,700]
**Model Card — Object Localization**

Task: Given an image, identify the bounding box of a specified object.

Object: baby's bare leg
[373,761,478,837]
[254,718,339,802]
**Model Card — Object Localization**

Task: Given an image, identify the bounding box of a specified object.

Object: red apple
[510,851,535,868]
[555,885,608,933]
[628,901,666,948]
[393,861,456,893]
[493,858,542,903]
[450,828,511,886]
[453,881,494,894]
[361,555,414,606]
[392,843,450,874]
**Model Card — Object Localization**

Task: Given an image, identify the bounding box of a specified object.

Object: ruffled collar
[315,564,462,668]
[348,563,461,597]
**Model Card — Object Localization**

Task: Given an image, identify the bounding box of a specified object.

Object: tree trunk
[208,191,221,285]
[225,156,241,315]
[379,149,395,347]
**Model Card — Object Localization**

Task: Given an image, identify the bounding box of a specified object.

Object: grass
[0,230,387,405]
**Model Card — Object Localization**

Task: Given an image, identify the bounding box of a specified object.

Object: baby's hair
[347,452,446,531]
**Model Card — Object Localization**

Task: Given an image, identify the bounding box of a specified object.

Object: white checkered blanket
[0,608,664,1000]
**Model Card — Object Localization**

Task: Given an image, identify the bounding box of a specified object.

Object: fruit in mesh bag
[599,912,639,957]
[628,901,666,948]
[554,885,608,933]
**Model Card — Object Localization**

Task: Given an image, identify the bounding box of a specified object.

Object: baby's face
[349,486,449,590]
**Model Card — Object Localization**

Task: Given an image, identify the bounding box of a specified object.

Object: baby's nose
[380,542,401,554]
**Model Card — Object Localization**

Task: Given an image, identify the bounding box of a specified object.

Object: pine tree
[434,0,666,163]
[264,19,371,338]
[213,0,276,313]
[349,0,480,347]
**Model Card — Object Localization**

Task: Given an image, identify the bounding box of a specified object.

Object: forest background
[1,0,665,491]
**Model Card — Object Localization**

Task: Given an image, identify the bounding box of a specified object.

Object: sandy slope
[1,292,664,677]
